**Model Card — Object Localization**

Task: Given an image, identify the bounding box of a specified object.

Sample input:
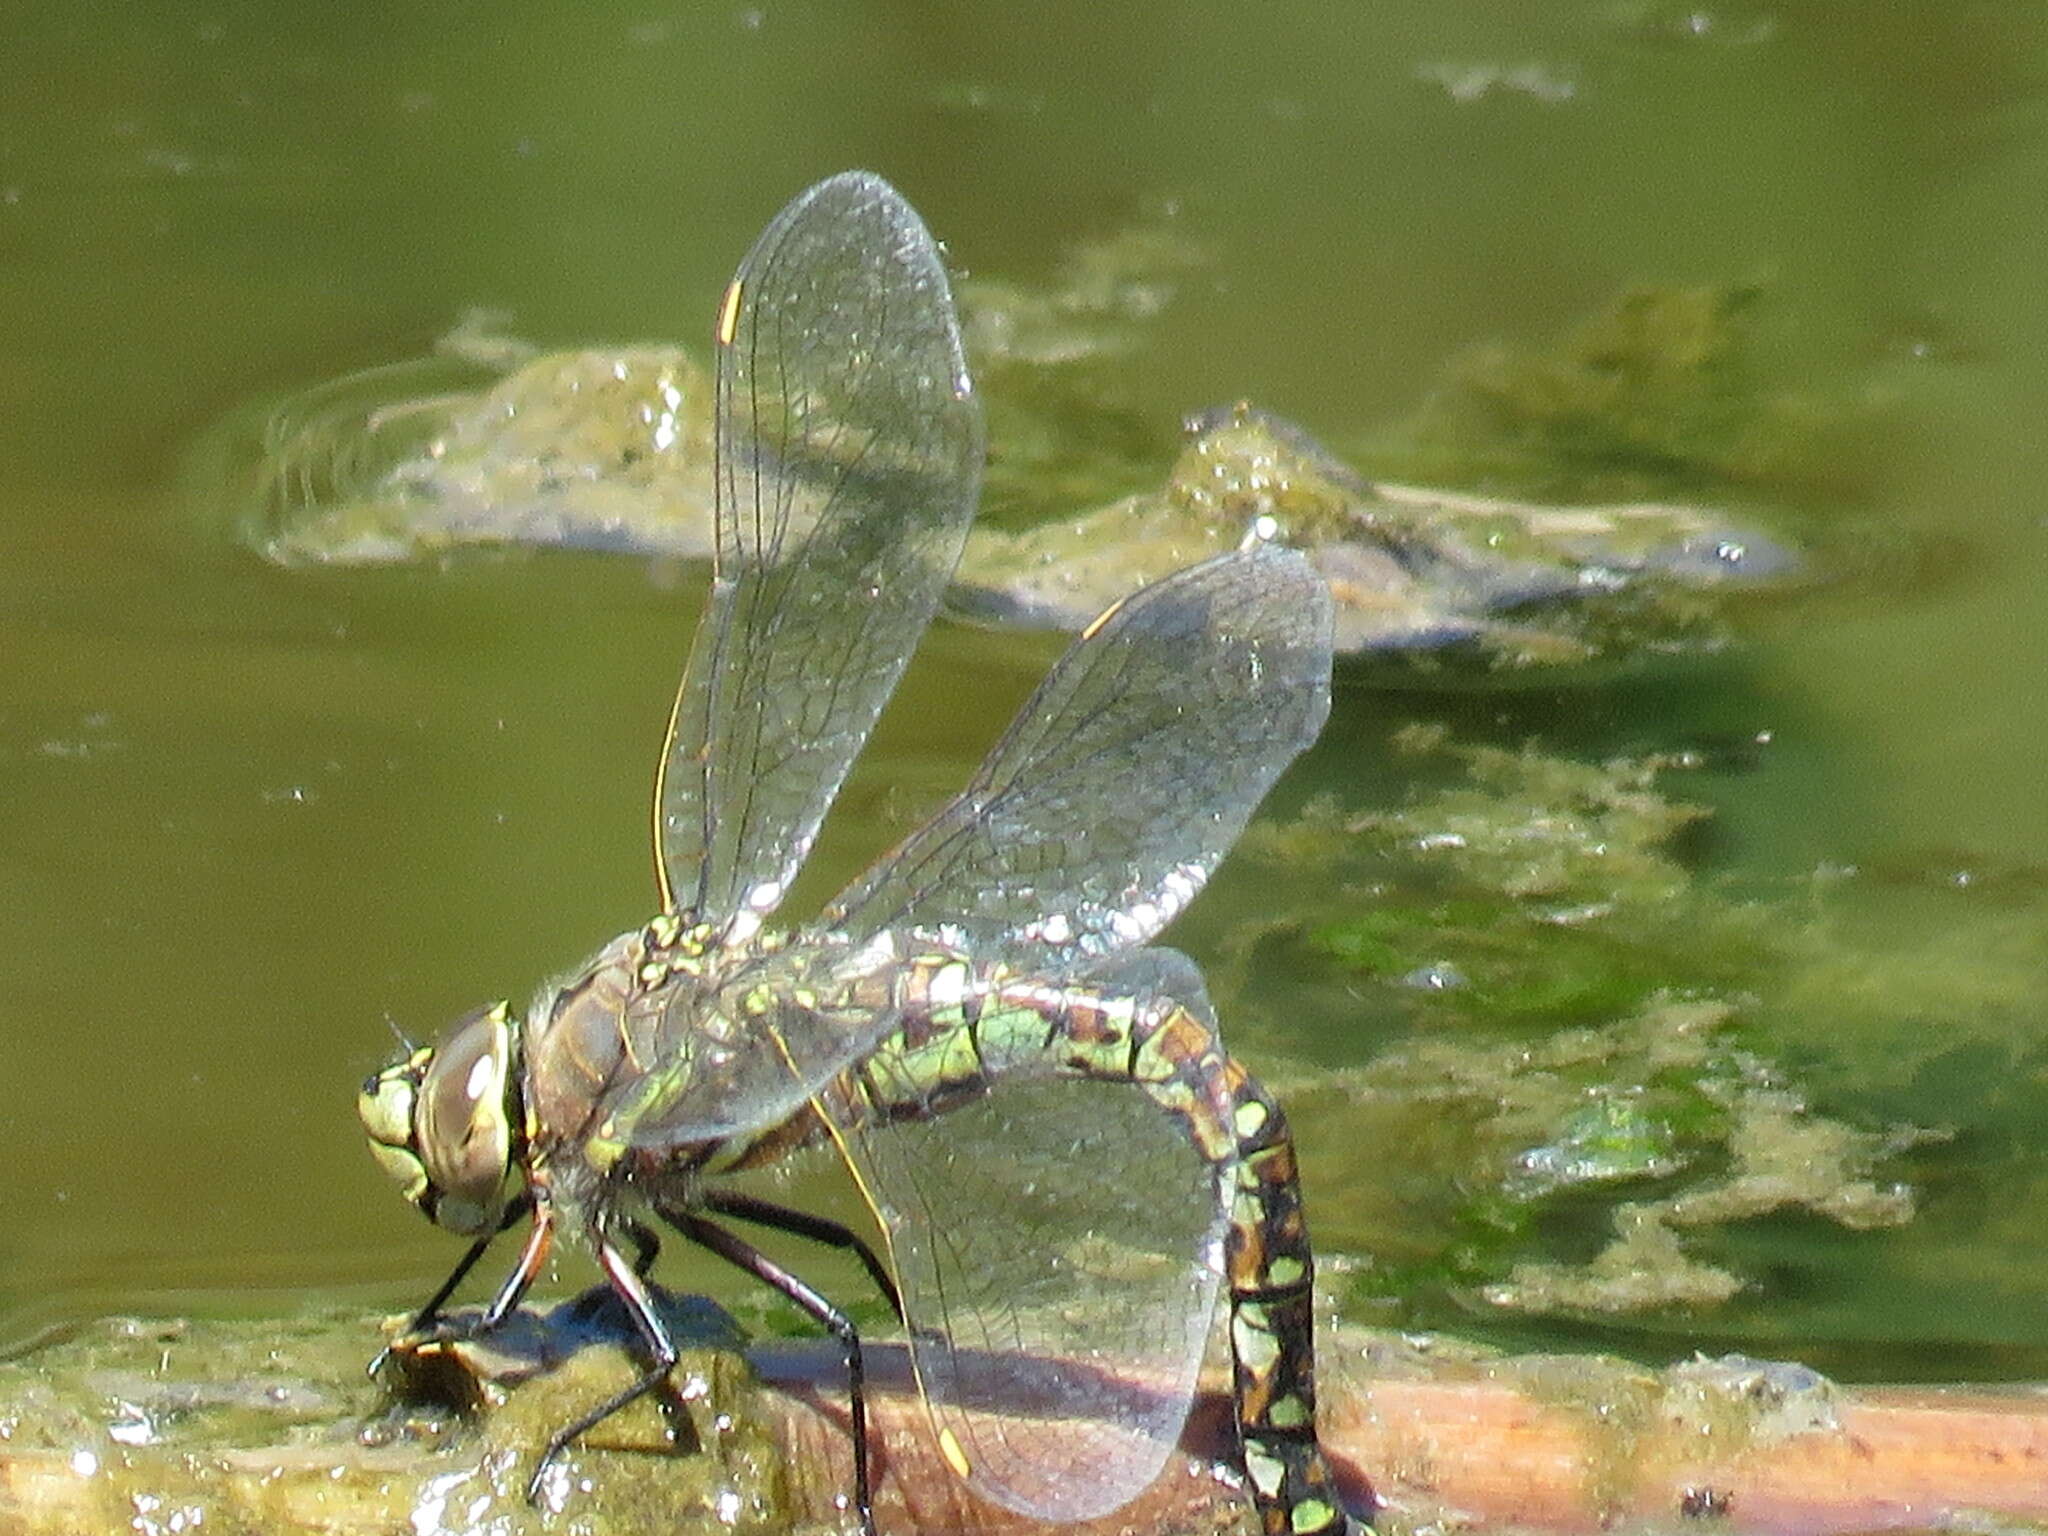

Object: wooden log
[5,1316,2048,1535]
[758,1333,2048,1534]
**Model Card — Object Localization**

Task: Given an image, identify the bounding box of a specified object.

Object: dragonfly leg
[656,1197,880,1536]
[618,1214,663,1278]
[369,1192,536,1377]
[699,1188,904,1322]
[367,1232,491,1379]
[479,1192,555,1330]
[524,1219,682,1505]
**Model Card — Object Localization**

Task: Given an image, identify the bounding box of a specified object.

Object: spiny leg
[656,1197,880,1536]
[478,1195,557,1330]
[552,1213,703,1455]
[556,1216,662,1326]
[370,1192,536,1377]
[524,1219,682,1505]
[368,1232,492,1380]
[621,1214,662,1278]
[699,1188,904,1322]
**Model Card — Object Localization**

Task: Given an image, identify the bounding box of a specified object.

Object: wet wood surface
[4,1317,2046,1535]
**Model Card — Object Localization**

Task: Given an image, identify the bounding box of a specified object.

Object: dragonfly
[359,170,1360,1536]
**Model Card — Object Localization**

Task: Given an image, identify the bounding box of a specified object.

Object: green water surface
[4,1,2047,1393]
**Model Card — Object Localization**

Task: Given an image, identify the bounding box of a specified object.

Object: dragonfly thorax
[524,914,817,1179]
[359,999,527,1237]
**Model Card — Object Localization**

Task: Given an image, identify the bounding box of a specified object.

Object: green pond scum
[0,1307,789,1536]
[203,238,1862,670]
[1385,282,1893,507]
[1230,728,1945,1320]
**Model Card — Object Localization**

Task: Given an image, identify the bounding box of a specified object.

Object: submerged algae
[956,218,1206,372]
[1391,283,1887,506]
[1261,729,1727,1024]
[1235,731,1932,1318]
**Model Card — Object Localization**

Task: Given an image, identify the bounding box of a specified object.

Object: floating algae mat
[954,401,1791,659]
[1384,283,1889,506]
[1222,728,1969,1323]
[194,252,1832,666]
[0,1297,787,1536]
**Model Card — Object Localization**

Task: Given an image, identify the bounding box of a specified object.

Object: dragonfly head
[359,1000,526,1237]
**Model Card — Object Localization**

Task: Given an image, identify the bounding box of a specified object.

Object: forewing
[657,171,982,922]
[824,542,1332,962]
[840,951,1230,1519]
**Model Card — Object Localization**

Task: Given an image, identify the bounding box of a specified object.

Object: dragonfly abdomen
[1219,1082,1354,1536]
[855,957,1356,1536]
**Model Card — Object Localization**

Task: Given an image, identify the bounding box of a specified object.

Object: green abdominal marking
[850,958,1351,1536]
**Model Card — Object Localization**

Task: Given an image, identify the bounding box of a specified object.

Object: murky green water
[5,0,2048,1392]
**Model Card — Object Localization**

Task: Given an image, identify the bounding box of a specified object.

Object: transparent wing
[823,541,1333,963]
[614,946,1232,1522]
[656,171,983,923]
[843,949,1229,1520]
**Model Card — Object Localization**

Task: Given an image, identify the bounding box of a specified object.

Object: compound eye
[415,1003,516,1233]
[358,1037,439,1211]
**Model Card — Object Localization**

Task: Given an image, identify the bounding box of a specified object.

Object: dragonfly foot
[524,1445,561,1507]
[397,1312,491,1352]
[366,1309,497,1388]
